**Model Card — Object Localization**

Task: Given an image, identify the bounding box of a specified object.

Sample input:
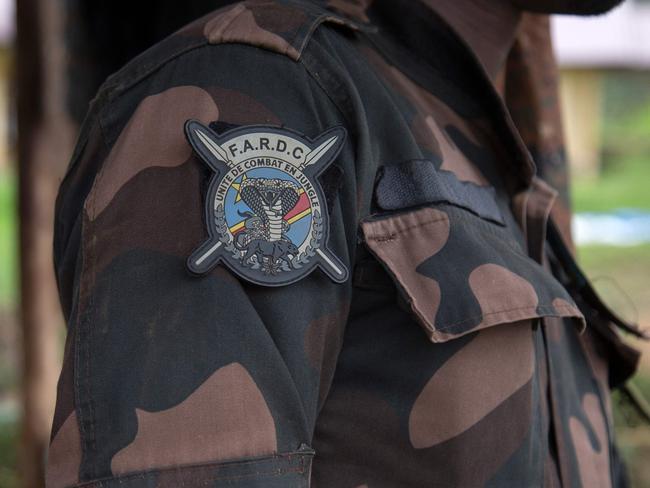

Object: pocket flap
[375,160,505,225]
[360,205,585,342]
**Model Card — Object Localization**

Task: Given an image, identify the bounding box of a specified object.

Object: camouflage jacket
[48,1,641,486]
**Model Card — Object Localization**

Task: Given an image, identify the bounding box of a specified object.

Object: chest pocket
[359,159,585,343]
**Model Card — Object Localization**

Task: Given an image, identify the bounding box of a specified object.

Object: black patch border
[185,120,349,286]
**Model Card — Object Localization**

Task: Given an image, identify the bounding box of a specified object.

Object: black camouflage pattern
[48,1,639,486]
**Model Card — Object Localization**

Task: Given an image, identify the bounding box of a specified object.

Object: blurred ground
[578,242,650,487]
[573,73,650,488]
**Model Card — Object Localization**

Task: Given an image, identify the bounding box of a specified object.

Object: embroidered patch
[185,120,349,286]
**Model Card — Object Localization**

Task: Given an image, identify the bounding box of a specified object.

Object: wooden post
[560,68,604,180]
[15,0,75,485]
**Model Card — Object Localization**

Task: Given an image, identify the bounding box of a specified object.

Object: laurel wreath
[287,209,322,271]
[214,204,322,273]
[215,204,260,266]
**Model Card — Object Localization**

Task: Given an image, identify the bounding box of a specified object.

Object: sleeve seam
[299,53,355,130]
[69,451,312,488]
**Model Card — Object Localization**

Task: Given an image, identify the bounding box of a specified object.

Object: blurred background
[0,0,649,487]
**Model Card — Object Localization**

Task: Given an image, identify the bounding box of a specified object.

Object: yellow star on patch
[230,174,248,202]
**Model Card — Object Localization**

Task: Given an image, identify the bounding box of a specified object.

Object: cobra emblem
[185,120,349,286]
[239,178,300,241]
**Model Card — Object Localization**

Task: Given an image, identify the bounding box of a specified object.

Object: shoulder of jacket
[201,0,369,60]
[96,0,369,100]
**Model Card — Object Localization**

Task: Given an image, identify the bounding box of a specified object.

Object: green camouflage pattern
[48,1,640,486]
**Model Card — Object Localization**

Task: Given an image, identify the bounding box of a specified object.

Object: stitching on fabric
[374,235,396,243]
[364,216,449,242]
[217,4,246,45]
[429,306,586,342]
[105,41,207,101]
[76,114,113,477]
[296,13,360,60]
[429,304,584,335]
[68,452,312,487]
[291,10,318,58]
[72,254,87,475]
[374,238,584,335]
[301,56,352,125]
[407,302,584,341]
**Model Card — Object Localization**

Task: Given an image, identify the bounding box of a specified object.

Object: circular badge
[185,120,348,286]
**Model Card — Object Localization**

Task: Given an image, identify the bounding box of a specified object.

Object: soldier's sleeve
[46,39,356,487]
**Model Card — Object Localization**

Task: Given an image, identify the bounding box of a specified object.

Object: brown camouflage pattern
[504,13,574,246]
[48,0,639,486]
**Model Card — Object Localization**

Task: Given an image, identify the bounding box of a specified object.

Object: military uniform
[47,1,642,486]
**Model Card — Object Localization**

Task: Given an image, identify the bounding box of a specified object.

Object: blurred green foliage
[606,97,650,148]
[0,167,17,307]
[603,72,650,146]
[0,166,18,488]
[578,244,650,314]
[573,73,650,213]
[0,419,18,488]
[0,167,17,395]
[573,156,650,212]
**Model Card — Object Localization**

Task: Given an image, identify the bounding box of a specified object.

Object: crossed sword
[192,129,344,278]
